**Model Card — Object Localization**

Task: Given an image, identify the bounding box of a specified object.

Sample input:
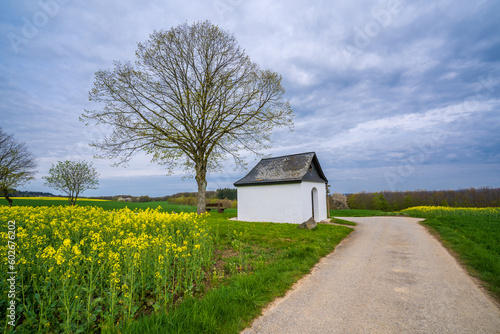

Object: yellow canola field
[1,205,213,332]
[10,196,108,201]
[401,206,500,217]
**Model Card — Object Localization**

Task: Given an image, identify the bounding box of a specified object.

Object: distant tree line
[7,189,57,197]
[165,190,236,208]
[87,195,171,202]
[167,191,218,199]
[91,189,237,204]
[346,187,500,211]
[216,188,237,200]
[165,189,237,207]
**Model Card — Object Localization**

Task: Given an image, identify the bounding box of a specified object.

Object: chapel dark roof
[233,152,328,186]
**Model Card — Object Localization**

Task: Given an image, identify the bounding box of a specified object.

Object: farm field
[401,206,500,300]
[330,209,401,217]
[0,197,203,214]
[0,199,351,333]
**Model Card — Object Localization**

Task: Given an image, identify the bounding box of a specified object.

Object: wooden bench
[206,202,225,213]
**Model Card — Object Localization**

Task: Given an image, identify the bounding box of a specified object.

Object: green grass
[329,217,357,226]
[2,198,351,333]
[330,209,400,217]
[401,207,500,300]
[111,215,352,333]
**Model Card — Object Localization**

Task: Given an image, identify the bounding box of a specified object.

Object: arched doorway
[311,187,319,221]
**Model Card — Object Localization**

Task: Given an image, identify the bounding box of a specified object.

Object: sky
[1,0,499,197]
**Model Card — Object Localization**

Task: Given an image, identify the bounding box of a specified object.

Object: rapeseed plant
[401,206,500,218]
[0,205,214,332]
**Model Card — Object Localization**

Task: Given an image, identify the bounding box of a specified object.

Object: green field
[1,198,351,333]
[330,209,401,217]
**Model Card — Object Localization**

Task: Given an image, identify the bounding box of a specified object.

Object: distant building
[234,152,328,224]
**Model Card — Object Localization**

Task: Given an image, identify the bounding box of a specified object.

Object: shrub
[138,195,151,202]
[330,193,349,210]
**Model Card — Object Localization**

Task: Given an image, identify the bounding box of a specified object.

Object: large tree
[0,128,38,207]
[81,21,293,213]
[43,160,99,205]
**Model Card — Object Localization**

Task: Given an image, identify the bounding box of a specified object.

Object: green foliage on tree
[43,160,99,205]
[81,21,293,214]
[0,128,38,207]
[372,193,389,211]
[138,195,151,202]
[216,188,237,200]
[404,193,413,208]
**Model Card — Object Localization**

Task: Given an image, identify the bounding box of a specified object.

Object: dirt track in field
[242,217,500,334]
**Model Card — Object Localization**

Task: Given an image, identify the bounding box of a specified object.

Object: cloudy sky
[1,0,499,197]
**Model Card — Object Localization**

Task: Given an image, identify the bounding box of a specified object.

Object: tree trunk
[196,178,207,214]
[72,191,79,206]
[5,195,13,207]
[195,165,207,214]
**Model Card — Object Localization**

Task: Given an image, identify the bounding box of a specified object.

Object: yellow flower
[72,245,81,256]
[54,253,65,265]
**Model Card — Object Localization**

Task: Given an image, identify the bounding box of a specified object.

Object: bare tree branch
[81,21,294,213]
[0,128,38,207]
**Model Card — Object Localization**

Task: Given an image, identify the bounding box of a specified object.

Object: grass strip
[330,209,401,217]
[329,217,357,226]
[112,217,353,333]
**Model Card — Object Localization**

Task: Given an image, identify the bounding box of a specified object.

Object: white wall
[300,182,328,222]
[237,181,327,223]
[237,183,302,223]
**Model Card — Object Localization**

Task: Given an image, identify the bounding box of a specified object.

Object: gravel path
[242,217,500,334]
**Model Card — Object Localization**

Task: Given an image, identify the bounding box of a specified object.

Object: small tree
[330,192,349,210]
[138,195,151,202]
[43,160,99,205]
[0,128,38,207]
[372,193,389,211]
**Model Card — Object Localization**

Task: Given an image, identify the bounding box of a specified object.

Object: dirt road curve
[242,217,500,334]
